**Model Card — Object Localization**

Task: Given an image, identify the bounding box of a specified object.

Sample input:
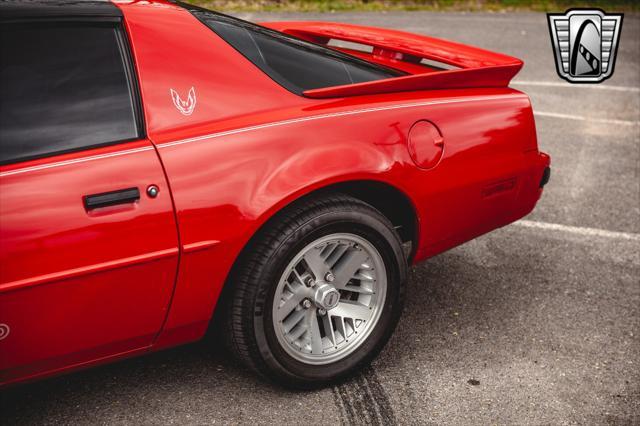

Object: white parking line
[513,80,640,93]
[534,111,640,126]
[515,220,640,241]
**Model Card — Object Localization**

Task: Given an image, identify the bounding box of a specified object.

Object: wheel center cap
[314,284,340,310]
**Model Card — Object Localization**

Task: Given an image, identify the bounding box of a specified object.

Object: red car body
[0,0,549,386]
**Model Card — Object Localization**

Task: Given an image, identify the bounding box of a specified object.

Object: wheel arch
[210,178,419,329]
[250,178,419,264]
[320,180,419,249]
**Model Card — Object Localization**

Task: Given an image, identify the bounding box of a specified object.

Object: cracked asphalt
[1,11,638,426]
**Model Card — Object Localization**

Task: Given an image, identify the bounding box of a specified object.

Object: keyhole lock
[147,185,159,198]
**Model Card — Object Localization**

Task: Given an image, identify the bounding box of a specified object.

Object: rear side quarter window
[182,5,403,95]
[0,22,141,164]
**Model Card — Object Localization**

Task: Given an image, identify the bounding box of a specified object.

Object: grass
[187,0,639,13]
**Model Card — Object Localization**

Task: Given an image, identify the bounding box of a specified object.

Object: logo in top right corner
[547,9,623,83]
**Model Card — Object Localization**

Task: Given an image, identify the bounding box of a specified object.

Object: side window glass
[0,23,139,164]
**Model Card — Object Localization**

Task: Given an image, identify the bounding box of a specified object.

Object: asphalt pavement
[1,11,639,426]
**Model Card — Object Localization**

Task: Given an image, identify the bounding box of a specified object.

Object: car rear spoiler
[260,21,523,98]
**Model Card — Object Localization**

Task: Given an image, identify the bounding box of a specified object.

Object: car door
[0,19,179,383]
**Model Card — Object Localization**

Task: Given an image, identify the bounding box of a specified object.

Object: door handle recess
[84,187,140,210]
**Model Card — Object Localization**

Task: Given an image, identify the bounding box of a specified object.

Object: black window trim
[0,17,146,166]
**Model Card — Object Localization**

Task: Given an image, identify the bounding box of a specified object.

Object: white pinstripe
[0,146,155,178]
[0,94,514,177]
[155,94,516,149]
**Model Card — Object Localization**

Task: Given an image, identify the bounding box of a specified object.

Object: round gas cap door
[407,120,444,170]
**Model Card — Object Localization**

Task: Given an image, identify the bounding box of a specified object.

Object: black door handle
[84,187,140,210]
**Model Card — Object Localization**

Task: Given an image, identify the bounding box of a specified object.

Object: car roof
[0,0,122,20]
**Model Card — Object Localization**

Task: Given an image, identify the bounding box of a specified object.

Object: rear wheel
[223,193,407,388]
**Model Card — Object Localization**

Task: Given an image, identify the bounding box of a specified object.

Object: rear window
[183,5,404,95]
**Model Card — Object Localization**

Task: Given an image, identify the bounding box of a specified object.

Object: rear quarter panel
[149,89,540,347]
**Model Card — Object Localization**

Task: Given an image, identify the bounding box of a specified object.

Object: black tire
[222,193,407,388]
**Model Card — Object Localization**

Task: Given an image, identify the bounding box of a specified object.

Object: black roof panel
[0,0,121,20]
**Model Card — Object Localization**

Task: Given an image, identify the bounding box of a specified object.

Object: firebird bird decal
[170,87,196,116]
[0,323,9,341]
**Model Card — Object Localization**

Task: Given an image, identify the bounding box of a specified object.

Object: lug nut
[305,277,315,287]
[302,299,312,309]
[325,272,335,283]
[318,308,327,316]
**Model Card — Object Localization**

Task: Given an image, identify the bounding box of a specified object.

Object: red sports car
[0,0,550,388]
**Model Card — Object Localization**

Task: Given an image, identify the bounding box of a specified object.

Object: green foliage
[186,0,639,12]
